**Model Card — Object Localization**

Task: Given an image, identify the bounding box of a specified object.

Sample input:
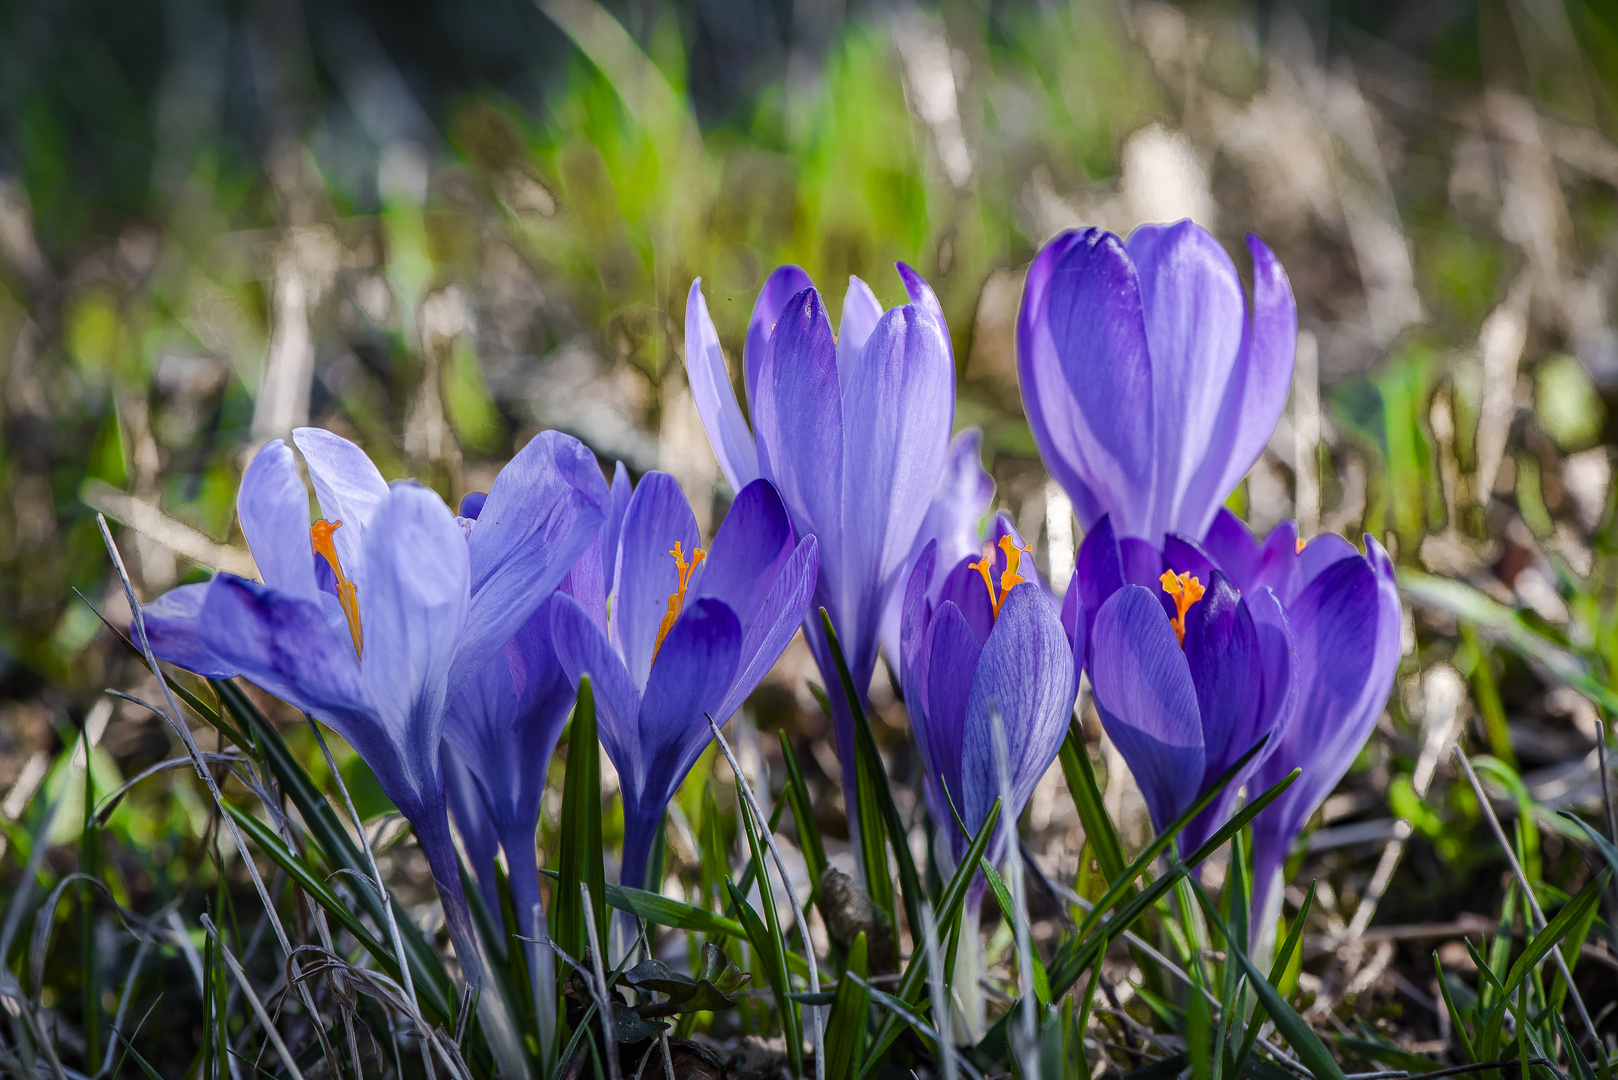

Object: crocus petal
[960,582,1076,856]
[897,261,953,362]
[686,279,761,492]
[238,440,318,599]
[839,303,953,662]
[443,743,502,916]
[1200,508,1261,589]
[900,540,940,714]
[745,264,815,405]
[837,275,884,392]
[356,485,471,794]
[610,472,701,691]
[919,601,981,829]
[1017,229,1156,536]
[603,461,631,595]
[710,535,818,725]
[1180,235,1298,537]
[453,431,610,695]
[141,583,239,678]
[1127,222,1247,540]
[935,556,996,646]
[753,287,844,555]
[880,428,994,672]
[1089,585,1205,833]
[624,598,742,886]
[689,478,796,631]
[459,492,487,519]
[292,427,389,576]
[549,592,643,787]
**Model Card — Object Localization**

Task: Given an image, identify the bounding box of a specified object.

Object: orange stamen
[1295,536,1307,555]
[971,534,1035,620]
[311,520,363,656]
[1159,569,1206,648]
[653,541,706,661]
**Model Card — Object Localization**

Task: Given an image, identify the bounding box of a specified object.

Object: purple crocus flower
[900,518,1076,872]
[685,266,955,795]
[1196,511,1402,935]
[1080,516,1299,852]
[549,472,819,891]
[1018,221,1296,543]
[138,428,610,980]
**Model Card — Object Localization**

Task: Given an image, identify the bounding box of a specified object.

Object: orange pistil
[311,520,363,656]
[970,534,1035,620]
[1159,570,1206,647]
[653,541,707,661]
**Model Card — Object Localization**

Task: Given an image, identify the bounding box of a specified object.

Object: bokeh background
[7,0,1618,1064]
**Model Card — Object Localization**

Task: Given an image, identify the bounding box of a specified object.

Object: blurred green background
[8,0,1618,1056]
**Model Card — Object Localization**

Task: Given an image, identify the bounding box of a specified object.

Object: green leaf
[1434,953,1477,1062]
[824,931,870,1080]
[779,731,828,896]
[979,860,1051,1004]
[725,877,797,1063]
[552,677,606,967]
[1190,879,1347,1080]
[1058,717,1125,884]
[1230,880,1317,1078]
[734,770,803,1077]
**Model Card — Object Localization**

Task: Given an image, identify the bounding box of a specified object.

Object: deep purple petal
[629,599,742,855]
[900,540,940,717]
[1127,222,1247,539]
[1180,235,1298,537]
[443,743,502,916]
[1017,229,1156,536]
[292,427,389,577]
[549,592,642,784]
[1200,508,1261,590]
[752,287,844,558]
[960,582,1077,861]
[238,439,317,599]
[141,583,240,677]
[745,265,815,406]
[710,535,818,725]
[917,601,980,835]
[935,555,996,646]
[897,262,954,363]
[610,472,701,691]
[689,477,796,631]
[357,485,471,790]
[459,492,487,519]
[837,275,884,393]
[686,279,761,492]
[1089,585,1205,834]
[454,431,610,694]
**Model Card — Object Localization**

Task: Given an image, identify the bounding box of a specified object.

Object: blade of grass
[553,678,606,968]
[824,932,870,1080]
[1060,716,1126,885]
[779,731,828,896]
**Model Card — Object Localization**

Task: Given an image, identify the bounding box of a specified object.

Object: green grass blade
[979,860,1051,1004]
[1190,879,1347,1080]
[1230,880,1316,1077]
[1059,717,1126,884]
[824,932,869,1080]
[779,731,828,895]
[552,677,606,967]
[1434,952,1478,1062]
[735,773,804,1077]
[725,879,797,1053]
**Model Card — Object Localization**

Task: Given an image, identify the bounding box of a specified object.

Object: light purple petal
[452,430,609,695]
[357,485,471,793]
[549,592,642,786]
[753,287,844,557]
[685,279,761,492]
[837,275,884,393]
[959,582,1075,857]
[610,472,701,692]
[919,601,980,834]
[745,265,815,406]
[900,540,940,716]
[1089,584,1205,834]
[1127,222,1247,540]
[292,427,389,577]
[1181,235,1298,537]
[141,583,239,678]
[238,440,317,599]
[838,303,954,668]
[897,262,953,363]
[443,743,502,916]
[1017,229,1155,536]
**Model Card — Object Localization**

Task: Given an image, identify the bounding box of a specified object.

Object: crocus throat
[653,541,706,661]
[970,535,1034,621]
[311,520,363,657]
[1159,570,1205,648]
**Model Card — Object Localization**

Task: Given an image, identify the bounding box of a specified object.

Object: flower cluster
[137,217,1400,983]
